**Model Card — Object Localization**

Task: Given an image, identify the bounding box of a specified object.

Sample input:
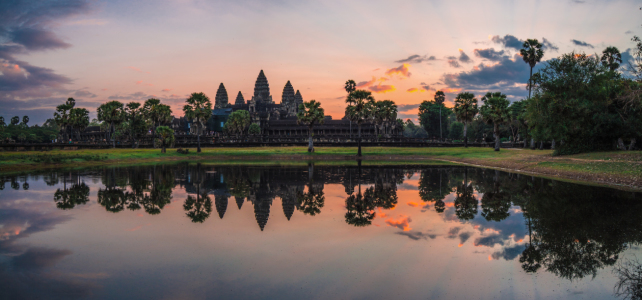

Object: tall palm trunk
[197,124,201,153]
[161,140,166,153]
[111,122,115,148]
[630,138,637,151]
[463,123,468,148]
[528,66,533,99]
[308,126,314,152]
[494,123,500,151]
[530,138,535,149]
[357,124,362,157]
[152,124,157,148]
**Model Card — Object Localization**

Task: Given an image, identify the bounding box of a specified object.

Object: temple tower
[282,81,296,116]
[215,195,228,219]
[252,70,272,104]
[295,90,303,106]
[214,83,229,109]
[235,91,245,105]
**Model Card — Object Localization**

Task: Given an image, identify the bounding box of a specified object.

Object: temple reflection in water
[1,163,642,285]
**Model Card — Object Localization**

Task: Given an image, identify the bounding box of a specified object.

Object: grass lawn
[0,147,640,190]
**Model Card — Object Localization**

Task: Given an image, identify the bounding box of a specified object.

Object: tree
[69,108,89,141]
[53,98,75,141]
[125,102,148,148]
[453,92,478,147]
[601,46,622,72]
[344,79,356,94]
[419,98,451,140]
[21,116,29,128]
[480,92,510,151]
[11,116,19,126]
[297,100,325,152]
[143,98,173,148]
[183,92,212,153]
[0,117,5,132]
[248,123,261,135]
[224,110,251,138]
[97,101,125,148]
[345,90,375,157]
[18,133,26,143]
[372,100,398,139]
[156,126,175,153]
[520,39,544,99]
[435,91,446,140]
[345,79,357,138]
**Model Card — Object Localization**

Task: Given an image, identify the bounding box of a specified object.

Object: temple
[209,70,403,139]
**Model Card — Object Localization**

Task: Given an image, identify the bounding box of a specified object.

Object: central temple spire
[253,70,271,103]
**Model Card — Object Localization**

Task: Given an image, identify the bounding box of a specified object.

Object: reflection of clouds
[385,216,412,231]
[458,232,472,245]
[396,231,437,241]
[491,245,526,261]
[12,247,72,270]
[474,234,505,247]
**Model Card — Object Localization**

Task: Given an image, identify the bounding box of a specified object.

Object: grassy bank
[0,147,640,190]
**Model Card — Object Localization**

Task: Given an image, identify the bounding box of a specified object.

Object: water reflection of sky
[0,166,640,300]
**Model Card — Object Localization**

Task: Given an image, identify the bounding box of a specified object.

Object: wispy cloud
[385,64,411,78]
[395,55,436,64]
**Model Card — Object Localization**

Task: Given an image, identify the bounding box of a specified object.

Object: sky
[1,0,641,124]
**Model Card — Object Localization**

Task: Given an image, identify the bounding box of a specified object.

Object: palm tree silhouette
[520,39,544,99]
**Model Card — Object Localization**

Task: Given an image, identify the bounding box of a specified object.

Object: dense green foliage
[418,93,452,140]
[183,92,213,153]
[224,110,251,138]
[297,100,325,152]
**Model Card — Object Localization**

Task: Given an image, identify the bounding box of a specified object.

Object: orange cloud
[356,77,377,88]
[136,81,143,85]
[369,84,395,93]
[443,88,462,93]
[385,63,411,78]
[407,201,420,207]
[385,215,412,231]
[162,88,172,92]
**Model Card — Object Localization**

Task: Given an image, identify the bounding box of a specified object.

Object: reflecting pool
[1,163,641,299]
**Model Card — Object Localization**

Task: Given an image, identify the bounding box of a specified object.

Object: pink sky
[1,0,640,124]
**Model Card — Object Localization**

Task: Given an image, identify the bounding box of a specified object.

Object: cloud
[356,77,377,88]
[571,39,594,48]
[407,88,419,93]
[420,82,434,91]
[395,55,436,64]
[385,64,411,78]
[12,247,72,270]
[447,57,461,68]
[490,34,523,50]
[626,30,633,34]
[73,90,97,98]
[491,245,526,261]
[441,53,537,100]
[474,233,505,247]
[447,226,461,238]
[0,0,91,123]
[542,38,559,52]
[397,104,420,112]
[396,231,437,240]
[458,49,472,63]
[459,232,472,244]
[368,84,396,93]
[385,215,412,231]
[162,88,172,92]
[474,48,507,61]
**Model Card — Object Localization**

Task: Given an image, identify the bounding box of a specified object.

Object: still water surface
[1,163,641,300]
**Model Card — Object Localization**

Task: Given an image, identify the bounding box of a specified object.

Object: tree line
[408,37,642,154]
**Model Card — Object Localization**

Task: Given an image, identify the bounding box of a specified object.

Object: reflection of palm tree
[98,187,127,212]
[418,168,451,213]
[481,170,511,222]
[184,192,212,223]
[454,168,477,221]
[345,190,375,227]
[434,199,445,213]
[296,185,325,216]
[54,173,90,210]
[215,195,228,219]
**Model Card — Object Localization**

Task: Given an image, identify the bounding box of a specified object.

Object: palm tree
[520,39,544,99]
[453,92,478,148]
[379,100,398,137]
[434,91,446,140]
[53,98,75,142]
[125,102,144,148]
[183,92,213,153]
[480,92,511,151]
[346,90,375,157]
[69,108,89,141]
[156,126,175,153]
[297,100,325,152]
[97,101,125,148]
[345,79,357,138]
[601,46,622,71]
[143,98,173,148]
